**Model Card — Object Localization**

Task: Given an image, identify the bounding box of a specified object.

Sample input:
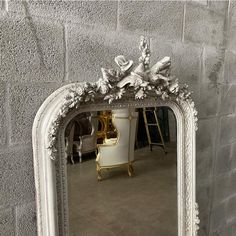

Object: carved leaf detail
[47,36,198,159]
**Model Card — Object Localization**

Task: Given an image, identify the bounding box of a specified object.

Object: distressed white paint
[32,37,199,236]
[32,83,199,236]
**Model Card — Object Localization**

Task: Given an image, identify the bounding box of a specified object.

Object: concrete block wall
[0,1,236,235]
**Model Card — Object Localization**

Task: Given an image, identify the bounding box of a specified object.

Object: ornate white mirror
[32,37,199,236]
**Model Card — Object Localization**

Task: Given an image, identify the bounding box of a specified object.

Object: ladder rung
[142,108,166,154]
[150,143,165,145]
[144,108,155,110]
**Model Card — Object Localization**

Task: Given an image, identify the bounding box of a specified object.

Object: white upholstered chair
[65,114,97,164]
[96,109,138,180]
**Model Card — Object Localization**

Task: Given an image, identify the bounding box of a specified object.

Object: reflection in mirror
[66,107,177,236]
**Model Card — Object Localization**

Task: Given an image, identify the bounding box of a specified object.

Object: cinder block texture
[0,145,33,172]
[150,37,173,61]
[172,43,201,85]
[213,174,231,204]
[0,82,7,146]
[0,146,35,206]
[229,170,236,197]
[224,50,236,84]
[216,144,232,175]
[219,84,236,115]
[16,202,37,236]
[0,1,236,235]
[197,83,219,118]
[0,168,35,207]
[118,1,184,40]
[228,1,236,51]
[228,221,236,236]
[147,40,202,91]
[220,114,236,145]
[226,194,236,220]
[197,118,217,151]
[68,28,140,82]
[9,83,60,144]
[204,45,224,85]
[7,0,25,13]
[10,0,118,30]
[142,39,202,85]
[231,142,236,170]
[185,3,225,46]
[213,170,236,205]
[189,0,208,6]
[0,208,15,236]
[208,0,229,15]
[197,148,213,184]
[210,202,227,232]
[210,225,230,236]
[197,183,211,214]
[0,15,64,82]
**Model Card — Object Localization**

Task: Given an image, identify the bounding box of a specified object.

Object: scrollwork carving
[47,36,198,159]
[195,202,200,232]
[33,35,199,236]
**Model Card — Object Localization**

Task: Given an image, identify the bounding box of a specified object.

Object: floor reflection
[68,144,177,236]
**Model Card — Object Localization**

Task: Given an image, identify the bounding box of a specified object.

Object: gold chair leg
[96,163,102,181]
[130,164,134,173]
[128,163,134,177]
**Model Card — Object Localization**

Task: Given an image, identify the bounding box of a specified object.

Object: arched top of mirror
[33,36,200,236]
[46,36,198,160]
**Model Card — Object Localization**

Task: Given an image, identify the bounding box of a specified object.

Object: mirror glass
[66,107,177,236]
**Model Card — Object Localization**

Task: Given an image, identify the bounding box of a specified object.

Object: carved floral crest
[47,36,198,159]
[67,36,193,104]
[33,36,200,236]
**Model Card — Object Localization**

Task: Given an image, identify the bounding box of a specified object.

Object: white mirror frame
[32,37,200,236]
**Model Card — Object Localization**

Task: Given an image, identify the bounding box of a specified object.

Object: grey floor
[67,145,177,236]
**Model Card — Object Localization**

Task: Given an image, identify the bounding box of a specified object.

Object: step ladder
[142,107,167,154]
